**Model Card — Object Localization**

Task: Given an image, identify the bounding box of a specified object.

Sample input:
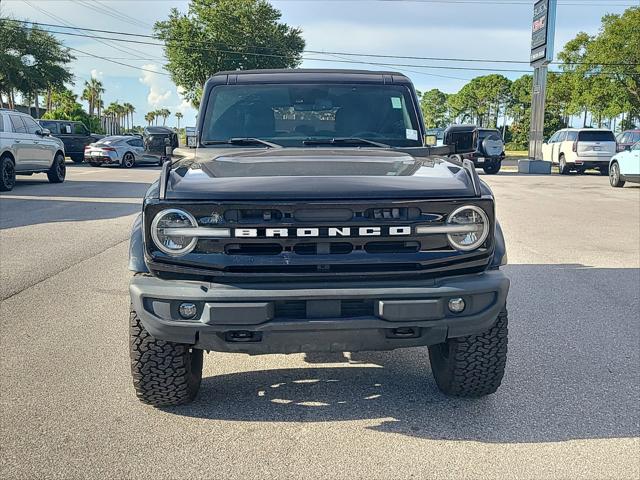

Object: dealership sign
[530,0,557,66]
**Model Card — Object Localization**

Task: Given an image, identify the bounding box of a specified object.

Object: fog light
[178,302,198,319]
[448,297,466,313]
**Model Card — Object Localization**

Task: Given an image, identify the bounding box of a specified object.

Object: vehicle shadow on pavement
[0,180,152,229]
[165,264,639,444]
[0,179,153,199]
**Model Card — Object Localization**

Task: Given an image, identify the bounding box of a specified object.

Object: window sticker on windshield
[391,97,402,109]
[406,129,418,141]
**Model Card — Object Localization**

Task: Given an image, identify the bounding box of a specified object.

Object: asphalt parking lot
[1,163,638,479]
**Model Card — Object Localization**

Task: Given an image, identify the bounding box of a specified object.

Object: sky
[2,0,638,128]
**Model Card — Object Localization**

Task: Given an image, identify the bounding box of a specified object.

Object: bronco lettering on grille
[234,226,412,238]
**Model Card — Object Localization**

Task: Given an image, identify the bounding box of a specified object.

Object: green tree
[0,20,73,116]
[144,111,155,126]
[154,0,305,107]
[175,111,183,129]
[81,78,105,117]
[123,102,135,131]
[420,89,449,128]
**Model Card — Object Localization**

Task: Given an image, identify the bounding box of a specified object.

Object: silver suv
[0,109,66,191]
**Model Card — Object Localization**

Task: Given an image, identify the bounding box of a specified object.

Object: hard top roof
[207,68,411,84]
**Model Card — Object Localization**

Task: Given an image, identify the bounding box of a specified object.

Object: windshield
[201,83,422,147]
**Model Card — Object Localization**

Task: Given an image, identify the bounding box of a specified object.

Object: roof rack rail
[462,159,481,197]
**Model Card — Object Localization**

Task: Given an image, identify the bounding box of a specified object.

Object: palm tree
[145,112,155,126]
[156,108,170,126]
[175,112,183,129]
[123,102,135,131]
[81,78,105,117]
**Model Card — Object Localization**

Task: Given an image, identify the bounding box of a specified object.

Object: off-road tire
[609,162,625,187]
[429,310,508,397]
[47,153,66,183]
[558,154,570,175]
[482,160,502,175]
[0,155,16,191]
[129,308,203,406]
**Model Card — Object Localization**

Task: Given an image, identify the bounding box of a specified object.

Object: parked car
[37,119,104,164]
[0,109,66,191]
[609,141,640,188]
[542,128,616,175]
[616,129,640,153]
[143,126,179,158]
[460,127,505,175]
[84,135,161,168]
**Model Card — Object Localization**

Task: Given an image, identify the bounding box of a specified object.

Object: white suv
[0,109,66,191]
[541,128,616,175]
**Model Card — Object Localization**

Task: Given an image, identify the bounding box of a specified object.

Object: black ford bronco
[128,69,509,406]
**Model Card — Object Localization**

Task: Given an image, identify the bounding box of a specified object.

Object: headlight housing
[151,208,198,256]
[446,205,490,251]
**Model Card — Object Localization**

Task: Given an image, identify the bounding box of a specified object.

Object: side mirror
[624,145,632,152]
[37,128,51,137]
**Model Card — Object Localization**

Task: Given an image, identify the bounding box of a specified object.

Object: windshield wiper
[202,138,282,148]
[302,137,390,148]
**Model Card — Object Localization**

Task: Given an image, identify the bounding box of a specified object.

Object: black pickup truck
[128,69,509,406]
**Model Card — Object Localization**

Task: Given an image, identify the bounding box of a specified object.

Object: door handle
[15,140,21,143]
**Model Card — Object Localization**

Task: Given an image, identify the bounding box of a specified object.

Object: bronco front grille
[144,199,494,279]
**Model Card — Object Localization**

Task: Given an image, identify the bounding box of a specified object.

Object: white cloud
[139,64,172,107]
[90,69,104,80]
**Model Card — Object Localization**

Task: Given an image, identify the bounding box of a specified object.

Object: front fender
[128,213,149,273]
[490,220,507,268]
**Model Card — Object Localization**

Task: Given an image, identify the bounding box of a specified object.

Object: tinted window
[73,123,88,135]
[202,83,422,147]
[0,115,3,133]
[632,142,640,151]
[60,123,73,134]
[23,116,41,135]
[578,131,615,142]
[38,121,60,134]
[566,131,577,141]
[627,132,640,143]
[478,130,501,140]
[127,138,143,147]
[9,115,27,134]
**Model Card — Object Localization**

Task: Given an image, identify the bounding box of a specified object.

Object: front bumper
[130,270,509,354]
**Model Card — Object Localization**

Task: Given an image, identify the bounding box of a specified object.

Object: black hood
[166,147,476,200]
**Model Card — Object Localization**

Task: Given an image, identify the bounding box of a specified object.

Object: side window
[629,132,640,143]
[632,142,640,151]
[9,115,27,134]
[0,114,4,133]
[73,123,89,135]
[60,123,73,134]
[127,139,143,147]
[38,121,60,134]
[557,131,567,142]
[566,131,577,141]
[548,132,558,143]
[23,117,41,135]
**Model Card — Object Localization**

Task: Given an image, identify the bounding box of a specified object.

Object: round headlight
[151,208,198,256]
[446,205,489,251]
